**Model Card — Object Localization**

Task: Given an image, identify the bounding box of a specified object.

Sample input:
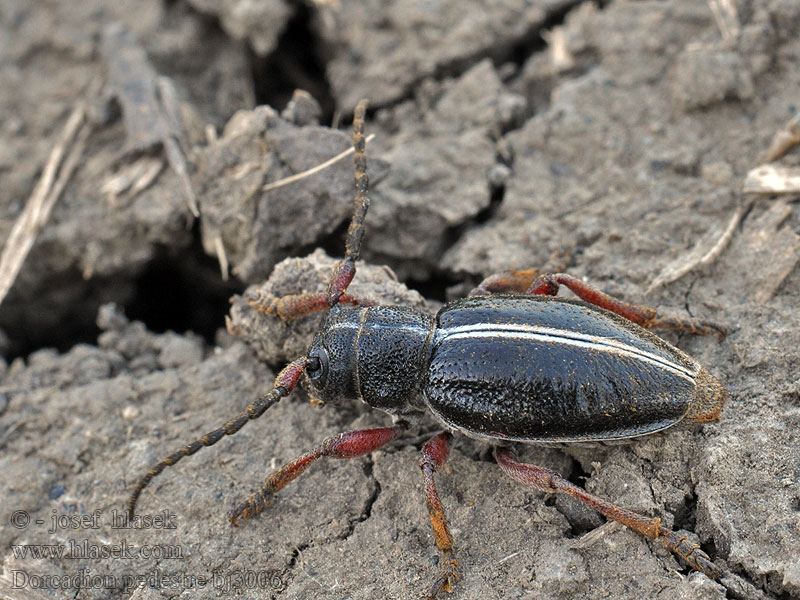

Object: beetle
[127,99,729,598]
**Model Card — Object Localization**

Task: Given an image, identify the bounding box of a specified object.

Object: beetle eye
[306,347,329,388]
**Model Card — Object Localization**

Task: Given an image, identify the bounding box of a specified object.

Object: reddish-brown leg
[229,423,406,525]
[469,268,540,297]
[527,273,727,337]
[469,246,574,297]
[494,447,725,579]
[247,291,374,320]
[420,432,458,599]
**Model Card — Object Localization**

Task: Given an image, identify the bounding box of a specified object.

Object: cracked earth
[2,1,800,599]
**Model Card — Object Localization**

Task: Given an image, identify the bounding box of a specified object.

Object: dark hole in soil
[124,229,242,344]
[249,3,335,122]
[0,270,107,360]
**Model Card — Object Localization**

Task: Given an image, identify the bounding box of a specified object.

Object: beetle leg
[494,447,725,580]
[468,268,540,296]
[420,432,458,599]
[229,423,406,525]
[468,246,574,296]
[527,273,727,337]
[246,290,375,320]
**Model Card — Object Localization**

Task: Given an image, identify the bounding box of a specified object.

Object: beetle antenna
[247,99,373,321]
[126,357,308,520]
[326,98,369,308]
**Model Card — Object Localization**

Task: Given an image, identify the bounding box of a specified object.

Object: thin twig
[497,550,520,564]
[646,202,747,294]
[708,0,740,42]
[570,521,623,549]
[261,133,375,192]
[0,102,92,305]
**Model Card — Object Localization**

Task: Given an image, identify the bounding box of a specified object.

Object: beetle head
[304,306,361,405]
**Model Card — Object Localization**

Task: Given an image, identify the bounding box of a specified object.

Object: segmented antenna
[126,357,307,519]
[126,99,375,519]
[326,98,370,308]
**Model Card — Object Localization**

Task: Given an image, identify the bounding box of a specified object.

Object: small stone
[97,303,129,331]
[48,484,65,500]
[488,163,512,188]
[281,90,322,126]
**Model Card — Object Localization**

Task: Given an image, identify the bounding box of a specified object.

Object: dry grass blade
[764,114,800,162]
[646,202,747,294]
[212,231,230,281]
[0,103,91,306]
[262,133,375,192]
[101,156,164,207]
[708,0,740,41]
[744,164,800,195]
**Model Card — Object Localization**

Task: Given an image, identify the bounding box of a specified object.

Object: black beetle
[127,100,729,598]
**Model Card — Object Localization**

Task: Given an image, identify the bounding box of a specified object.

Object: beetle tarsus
[469,268,541,296]
[228,491,272,526]
[420,432,459,598]
[644,315,728,339]
[469,245,576,297]
[661,530,724,579]
[247,290,369,321]
[426,556,459,599]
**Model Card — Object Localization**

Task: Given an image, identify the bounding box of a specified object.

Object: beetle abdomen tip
[687,367,727,423]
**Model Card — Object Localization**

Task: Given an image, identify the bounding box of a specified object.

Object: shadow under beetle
[128,100,730,598]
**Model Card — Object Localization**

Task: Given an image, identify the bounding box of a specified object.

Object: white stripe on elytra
[439,323,698,383]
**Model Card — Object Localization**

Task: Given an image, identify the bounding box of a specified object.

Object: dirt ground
[1,1,799,599]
